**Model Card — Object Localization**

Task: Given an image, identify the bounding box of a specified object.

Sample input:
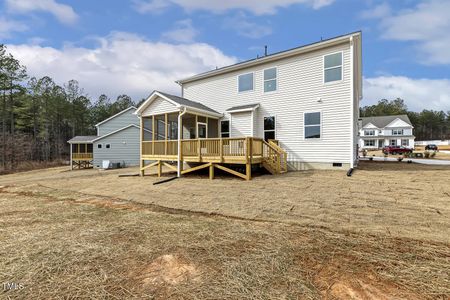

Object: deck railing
[72,153,93,160]
[141,137,287,173]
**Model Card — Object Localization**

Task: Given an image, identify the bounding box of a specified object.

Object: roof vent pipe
[264,45,268,56]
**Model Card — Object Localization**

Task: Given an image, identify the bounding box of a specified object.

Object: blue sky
[1,0,449,111]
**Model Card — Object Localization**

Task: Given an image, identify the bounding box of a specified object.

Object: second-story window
[324,52,342,83]
[221,120,230,138]
[238,73,254,92]
[264,68,277,93]
[364,130,375,136]
[392,129,403,135]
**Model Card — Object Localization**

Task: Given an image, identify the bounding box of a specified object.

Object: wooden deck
[140,137,287,180]
[71,153,93,169]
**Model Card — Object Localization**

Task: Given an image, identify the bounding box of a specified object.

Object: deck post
[152,115,155,155]
[198,139,201,160]
[209,163,214,180]
[219,138,223,163]
[246,163,251,181]
[69,144,72,170]
[157,160,162,177]
[164,113,168,155]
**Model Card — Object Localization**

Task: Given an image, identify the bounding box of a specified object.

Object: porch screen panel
[168,113,178,140]
[87,144,93,153]
[143,118,153,141]
[208,118,218,138]
[155,115,166,140]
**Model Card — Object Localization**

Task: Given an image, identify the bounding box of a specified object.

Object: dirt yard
[1,161,449,299]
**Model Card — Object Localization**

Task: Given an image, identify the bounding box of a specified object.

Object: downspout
[349,35,355,169]
[177,106,187,177]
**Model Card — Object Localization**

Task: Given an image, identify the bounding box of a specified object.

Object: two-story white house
[359,115,415,149]
[135,32,362,179]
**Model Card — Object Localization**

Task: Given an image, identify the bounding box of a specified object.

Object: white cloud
[363,76,450,111]
[0,17,28,38]
[6,0,79,25]
[360,2,391,19]
[370,0,450,65]
[133,0,335,15]
[162,19,198,43]
[6,32,237,101]
[224,12,272,39]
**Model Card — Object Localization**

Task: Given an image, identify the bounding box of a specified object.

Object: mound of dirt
[138,254,199,287]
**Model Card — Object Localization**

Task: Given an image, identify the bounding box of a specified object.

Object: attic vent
[332,163,342,167]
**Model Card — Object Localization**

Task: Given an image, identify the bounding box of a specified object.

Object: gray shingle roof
[226,103,260,112]
[157,91,220,114]
[361,114,412,128]
[67,136,98,143]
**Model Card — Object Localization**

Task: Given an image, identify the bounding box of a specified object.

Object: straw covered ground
[0,161,449,299]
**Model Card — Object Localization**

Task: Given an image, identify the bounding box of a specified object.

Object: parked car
[425,144,438,151]
[382,145,413,155]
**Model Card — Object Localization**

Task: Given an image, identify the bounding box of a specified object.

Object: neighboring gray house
[359,114,415,149]
[68,106,140,169]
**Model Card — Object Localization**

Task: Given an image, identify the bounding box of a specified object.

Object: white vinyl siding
[182,43,353,166]
[141,96,178,117]
[230,112,252,137]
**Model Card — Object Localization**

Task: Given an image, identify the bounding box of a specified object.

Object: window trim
[364,139,376,147]
[263,116,276,141]
[303,111,322,140]
[323,51,344,84]
[364,129,375,136]
[237,72,255,93]
[220,120,230,138]
[392,129,404,136]
[262,67,278,94]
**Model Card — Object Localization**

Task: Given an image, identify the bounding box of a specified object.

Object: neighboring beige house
[359,115,415,149]
[135,31,363,179]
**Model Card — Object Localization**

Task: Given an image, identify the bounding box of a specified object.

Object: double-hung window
[392,129,403,135]
[364,130,375,136]
[263,68,277,93]
[238,73,254,92]
[364,140,375,147]
[304,112,321,139]
[221,120,230,138]
[324,52,342,83]
[264,116,275,141]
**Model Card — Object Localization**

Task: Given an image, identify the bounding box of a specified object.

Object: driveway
[360,156,450,165]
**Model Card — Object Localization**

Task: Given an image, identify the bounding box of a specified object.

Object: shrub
[430,151,436,158]
[424,151,430,158]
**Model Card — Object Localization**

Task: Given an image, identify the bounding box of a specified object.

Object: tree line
[0,44,143,172]
[1,43,449,172]
[360,98,450,141]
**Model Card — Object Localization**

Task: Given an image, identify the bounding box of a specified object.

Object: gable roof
[361,115,412,128]
[68,136,98,143]
[92,124,141,142]
[226,103,260,113]
[95,106,137,127]
[135,90,222,117]
[177,31,361,84]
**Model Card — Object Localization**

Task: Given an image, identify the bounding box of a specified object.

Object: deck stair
[262,140,288,174]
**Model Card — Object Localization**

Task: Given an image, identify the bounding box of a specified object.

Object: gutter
[177,106,188,178]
